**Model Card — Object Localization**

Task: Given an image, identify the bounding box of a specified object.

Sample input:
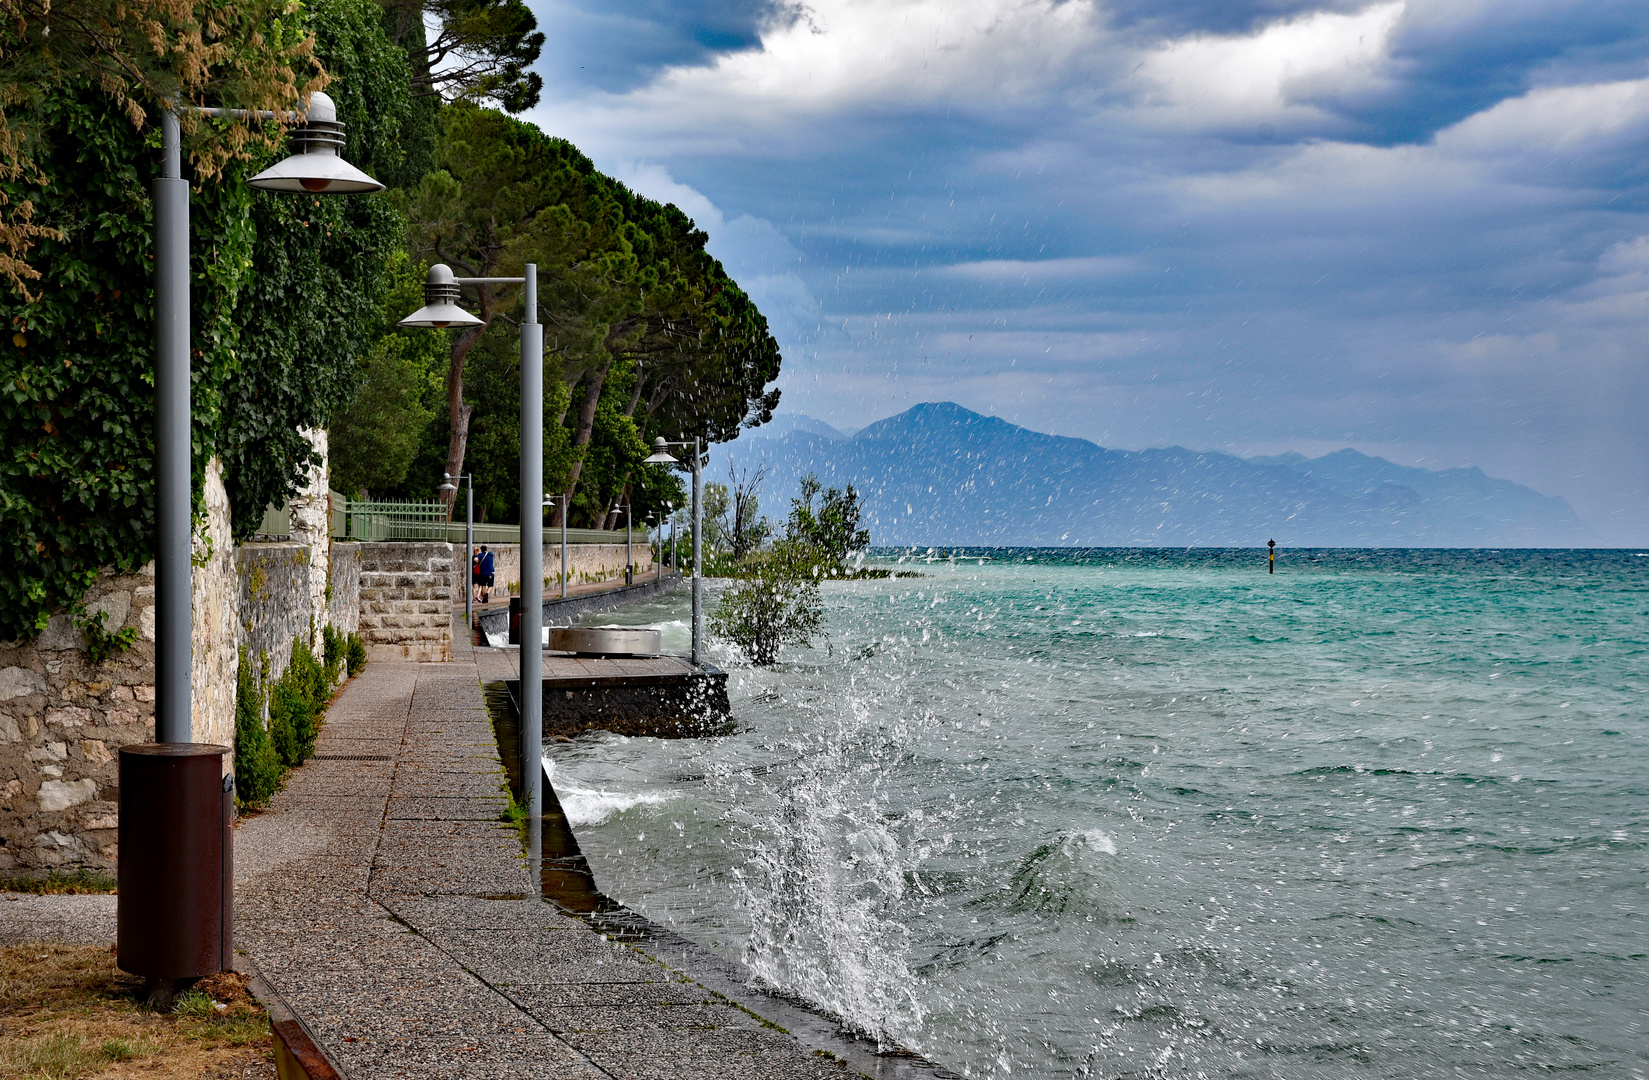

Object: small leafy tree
[784,474,870,577]
[710,560,823,666]
[233,650,283,810]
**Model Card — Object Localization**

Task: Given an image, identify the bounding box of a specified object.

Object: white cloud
[1437,77,1649,156]
[639,0,1104,114]
[1167,76,1649,212]
[941,255,1139,281]
[1133,2,1405,129]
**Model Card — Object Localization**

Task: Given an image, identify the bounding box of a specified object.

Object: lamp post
[399,263,541,825]
[643,437,703,665]
[155,90,383,746]
[543,494,568,598]
[134,90,382,997]
[439,473,473,627]
[647,511,661,583]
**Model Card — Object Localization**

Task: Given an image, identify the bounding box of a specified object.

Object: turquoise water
[545,549,1649,1079]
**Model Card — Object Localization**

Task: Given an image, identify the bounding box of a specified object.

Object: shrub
[268,637,333,769]
[233,649,283,810]
[321,624,346,685]
[345,632,367,677]
[710,565,824,666]
[235,630,360,803]
[269,687,316,768]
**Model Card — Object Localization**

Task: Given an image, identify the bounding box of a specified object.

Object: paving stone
[501,981,718,1010]
[562,1029,845,1080]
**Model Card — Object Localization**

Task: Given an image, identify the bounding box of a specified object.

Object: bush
[234,629,365,805]
[321,624,346,685]
[261,636,336,771]
[345,632,368,677]
[710,565,824,666]
[233,649,283,810]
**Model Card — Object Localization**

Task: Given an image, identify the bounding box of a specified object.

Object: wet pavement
[234,619,852,1080]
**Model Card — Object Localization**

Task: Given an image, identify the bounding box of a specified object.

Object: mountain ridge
[707,403,1595,548]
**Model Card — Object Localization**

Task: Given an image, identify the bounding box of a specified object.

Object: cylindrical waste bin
[509,594,522,645]
[117,743,233,982]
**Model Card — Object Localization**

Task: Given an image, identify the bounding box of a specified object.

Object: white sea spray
[725,676,939,1047]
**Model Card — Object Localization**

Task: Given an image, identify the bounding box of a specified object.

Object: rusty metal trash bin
[117,743,233,998]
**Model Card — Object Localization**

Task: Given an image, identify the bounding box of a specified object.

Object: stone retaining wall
[0,569,155,870]
[237,543,318,685]
[0,466,373,873]
[327,543,360,634]
[0,458,242,872]
[359,543,453,662]
[458,542,655,600]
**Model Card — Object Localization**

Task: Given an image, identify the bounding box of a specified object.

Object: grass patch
[0,944,275,1079]
[0,871,115,895]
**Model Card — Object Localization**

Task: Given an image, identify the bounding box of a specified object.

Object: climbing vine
[0,0,422,641]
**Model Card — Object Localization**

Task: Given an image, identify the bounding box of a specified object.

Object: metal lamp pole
[642,438,704,665]
[134,91,382,997]
[154,91,382,745]
[400,264,541,824]
[544,495,568,598]
[440,472,473,627]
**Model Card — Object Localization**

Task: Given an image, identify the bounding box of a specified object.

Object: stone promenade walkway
[235,643,849,1078]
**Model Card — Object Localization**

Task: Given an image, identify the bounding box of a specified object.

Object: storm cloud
[525,0,1649,543]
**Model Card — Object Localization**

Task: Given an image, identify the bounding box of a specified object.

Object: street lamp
[137,88,382,1002]
[646,511,661,584]
[643,437,703,666]
[439,473,473,626]
[543,494,568,599]
[155,90,384,746]
[614,501,632,584]
[400,263,542,829]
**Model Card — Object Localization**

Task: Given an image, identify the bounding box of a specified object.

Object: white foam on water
[548,760,680,827]
[1077,829,1117,855]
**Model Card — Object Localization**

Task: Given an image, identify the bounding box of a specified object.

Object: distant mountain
[710,403,1594,548]
[749,413,849,441]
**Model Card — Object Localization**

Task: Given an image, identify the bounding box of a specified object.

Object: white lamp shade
[399,263,483,327]
[248,92,385,194]
[398,302,484,328]
[642,451,678,464]
[247,152,385,194]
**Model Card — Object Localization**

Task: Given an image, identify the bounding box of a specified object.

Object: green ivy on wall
[0,0,425,641]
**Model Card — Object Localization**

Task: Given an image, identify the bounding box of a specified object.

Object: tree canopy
[389,104,782,530]
[0,0,784,642]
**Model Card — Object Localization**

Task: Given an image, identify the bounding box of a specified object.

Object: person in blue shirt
[478,546,496,604]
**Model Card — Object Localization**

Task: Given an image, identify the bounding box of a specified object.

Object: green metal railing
[343,499,451,541]
[250,494,638,544]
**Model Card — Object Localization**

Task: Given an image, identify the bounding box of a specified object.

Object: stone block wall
[328,543,361,634]
[237,543,318,685]
[359,543,453,662]
[457,543,656,600]
[0,461,375,874]
[192,458,239,751]
[0,569,156,870]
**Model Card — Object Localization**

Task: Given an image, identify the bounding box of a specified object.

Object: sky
[521,0,1649,544]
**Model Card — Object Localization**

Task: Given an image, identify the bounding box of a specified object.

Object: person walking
[478,545,496,604]
[472,548,483,604]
